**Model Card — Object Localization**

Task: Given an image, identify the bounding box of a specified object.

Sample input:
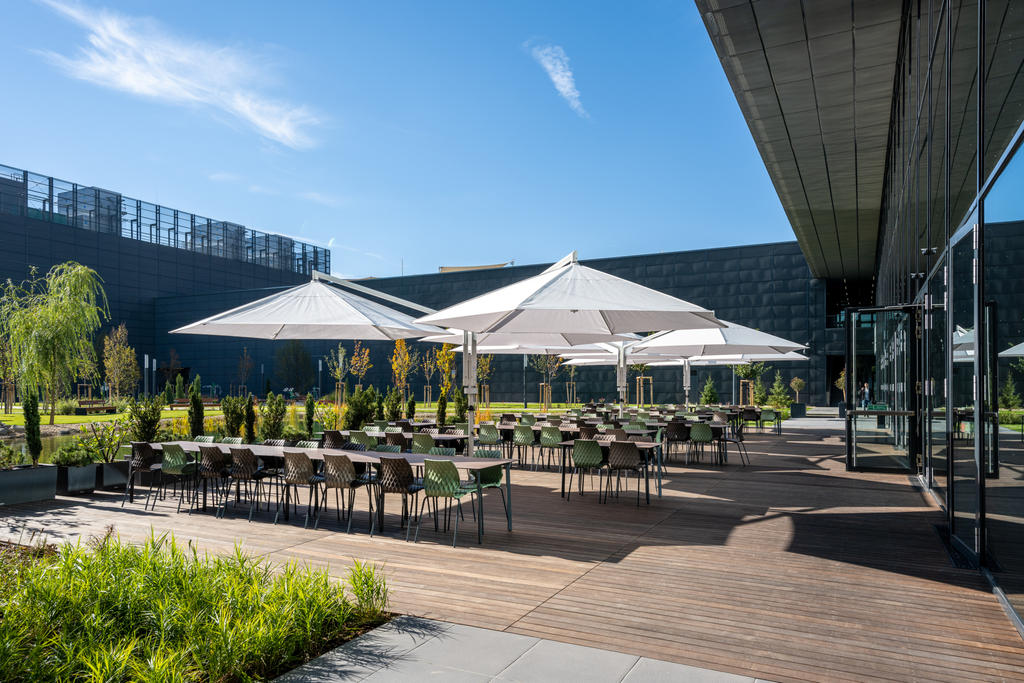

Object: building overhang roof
[697,0,901,280]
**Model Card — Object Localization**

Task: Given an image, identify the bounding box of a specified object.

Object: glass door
[845,306,920,471]
[924,266,947,495]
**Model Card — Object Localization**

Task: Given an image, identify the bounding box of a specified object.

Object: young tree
[237,346,254,394]
[258,392,286,440]
[103,323,140,401]
[23,392,42,466]
[753,376,768,406]
[304,392,316,437]
[768,371,793,409]
[188,376,204,437]
[790,376,806,403]
[529,354,562,387]
[325,342,349,399]
[274,340,314,393]
[476,354,494,386]
[2,263,108,424]
[735,361,767,383]
[174,374,185,400]
[390,339,415,399]
[350,341,372,387]
[435,344,456,398]
[999,374,1021,409]
[244,394,257,443]
[699,376,719,404]
[421,347,437,400]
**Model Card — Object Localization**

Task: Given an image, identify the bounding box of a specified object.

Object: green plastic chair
[349,430,378,449]
[520,414,536,426]
[567,439,605,501]
[193,435,215,443]
[512,424,536,469]
[688,422,714,464]
[372,444,402,453]
[477,423,501,447]
[294,440,320,449]
[152,443,196,512]
[221,437,242,445]
[384,426,403,433]
[412,433,435,454]
[373,420,389,432]
[761,409,780,435]
[538,425,563,470]
[470,449,507,517]
[428,446,456,456]
[625,421,646,432]
[450,422,469,436]
[414,459,477,546]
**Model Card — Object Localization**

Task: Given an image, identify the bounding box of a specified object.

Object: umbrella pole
[617,347,627,417]
[463,331,477,459]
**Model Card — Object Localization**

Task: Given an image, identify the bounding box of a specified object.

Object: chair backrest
[423,458,461,497]
[608,441,641,469]
[386,431,409,450]
[373,420,389,431]
[282,450,315,485]
[539,425,562,447]
[229,447,260,480]
[294,440,319,449]
[609,428,628,441]
[472,449,504,486]
[625,421,645,431]
[712,411,729,424]
[323,453,357,489]
[428,446,456,456]
[384,426,402,433]
[666,422,689,441]
[193,435,215,444]
[761,409,777,422]
[741,408,759,421]
[372,444,402,453]
[198,444,229,478]
[349,431,378,448]
[478,423,500,444]
[262,439,286,447]
[411,433,435,454]
[513,424,535,446]
[129,442,158,470]
[572,439,604,468]
[520,414,536,426]
[690,422,714,443]
[322,430,346,449]
[449,422,469,436]
[500,413,516,424]
[378,456,414,494]
[159,443,190,476]
[342,442,367,451]
[220,437,242,445]
[579,425,599,440]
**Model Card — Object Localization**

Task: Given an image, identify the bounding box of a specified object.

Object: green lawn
[0,408,224,427]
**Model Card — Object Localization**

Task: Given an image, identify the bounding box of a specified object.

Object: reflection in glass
[950,225,977,553]
[926,268,947,496]
[982,146,1024,616]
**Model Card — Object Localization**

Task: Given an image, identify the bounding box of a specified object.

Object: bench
[171,398,222,409]
[74,404,116,415]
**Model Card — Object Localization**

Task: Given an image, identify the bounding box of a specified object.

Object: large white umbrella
[420,329,639,348]
[632,320,806,356]
[171,279,443,340]
[415,251,724,450]
[999,341,1024,357]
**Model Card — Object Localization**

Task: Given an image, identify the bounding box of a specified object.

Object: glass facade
[869,0,1024,624]
[0,162,330,275]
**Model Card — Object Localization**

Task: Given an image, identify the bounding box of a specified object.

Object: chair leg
[452,499,461,547]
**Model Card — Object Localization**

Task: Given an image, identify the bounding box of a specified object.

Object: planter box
[0,465,57,506]
[98,461,129,490]
[790,403,806,418]
[838,403,847,419]
[56,464,98,495]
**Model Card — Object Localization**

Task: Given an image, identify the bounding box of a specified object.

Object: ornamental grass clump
[0,534,389,682]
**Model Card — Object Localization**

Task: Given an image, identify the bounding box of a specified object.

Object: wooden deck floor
[3,429,1024,682]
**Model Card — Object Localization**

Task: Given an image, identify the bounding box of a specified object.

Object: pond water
[4,434,83,465]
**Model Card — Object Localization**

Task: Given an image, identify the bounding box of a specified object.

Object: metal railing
[0,163,330,275]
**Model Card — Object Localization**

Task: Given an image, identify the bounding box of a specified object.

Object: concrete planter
[0,464,57,506]
[790,403,806,418]
[98,461,130,490]
[56,464,98,495]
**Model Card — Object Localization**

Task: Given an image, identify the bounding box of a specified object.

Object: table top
[343,430,466,442]
[154,441,510,470]
[557,439,660,449]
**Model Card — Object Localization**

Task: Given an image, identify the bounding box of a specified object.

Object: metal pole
[143,354,149,396]
[318,359,322,397]
[522,354,528,409]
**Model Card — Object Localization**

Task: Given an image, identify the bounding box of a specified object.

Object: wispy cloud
[528,43,587,117]
[248,184,279,196]
[297,191,342,207]
[208,171,239,182]
[37,0,321,148]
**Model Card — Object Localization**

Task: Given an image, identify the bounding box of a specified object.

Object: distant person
[859,383,870,409]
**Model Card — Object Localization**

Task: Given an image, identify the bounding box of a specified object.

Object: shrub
[244,394,257,443]
[79,419,127,463]
[316,401,341,430]
[452,386,468,423]
[767,371,793,409]
[221,395,246,437]
[174,374,185,400]
[406,395,416,420]
[126,396,163,443]
[436,392,448,426]
[343,388,377,430]
[55,398,78,415]
[51,440,95,467]
[374,389,385,421]
[789,376,806,403]
[384,387,402,422]
[259,392,287,441]
[282,425,307,442]
[305,393,316,437]
[110,397,131,413]
[187,382,204,438]
[23,393,42,465]
[0,442,19,471]
[753,377,768,406]
[699,376,718,404]
[0,535,389,681]
[162,380,174,406]
[999,375,1021,409]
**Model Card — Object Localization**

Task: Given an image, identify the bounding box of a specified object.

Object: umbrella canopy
[420,329,639,348]
[632,320,805,356]
[415,252,723,335]
[1000,341,1024,357]
[171,280,443,341]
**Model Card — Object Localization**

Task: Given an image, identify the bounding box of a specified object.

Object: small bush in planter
[79,419,127,463]
[258,392,286,441]
[126,396,163,443]
[51,441,96,468]
[0,442,19,470]
[282,424,307,443]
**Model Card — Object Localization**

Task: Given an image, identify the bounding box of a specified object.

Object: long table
[152,442,513,544]
[557,439,661,503]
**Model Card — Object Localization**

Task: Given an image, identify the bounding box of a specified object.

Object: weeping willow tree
[2,263,108,424]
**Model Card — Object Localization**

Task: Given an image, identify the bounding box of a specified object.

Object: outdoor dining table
[344,430,467,447]
[557,439,661,503]
[150,441,513,543]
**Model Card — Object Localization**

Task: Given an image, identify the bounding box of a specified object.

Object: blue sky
[0,0,793,278]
